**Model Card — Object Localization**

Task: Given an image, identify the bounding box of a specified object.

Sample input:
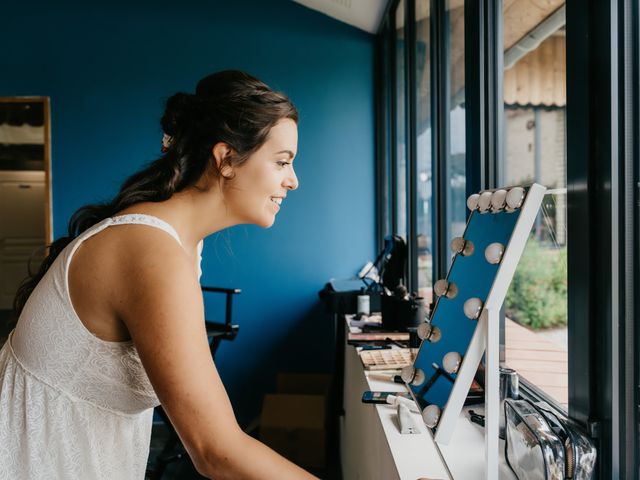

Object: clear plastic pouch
[504,399,597,480]
[532,401,597,480]
[504,399,566,479]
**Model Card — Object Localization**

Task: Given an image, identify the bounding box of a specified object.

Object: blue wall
[2,0,376,422]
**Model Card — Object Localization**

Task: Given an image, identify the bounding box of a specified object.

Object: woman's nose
[284,168,299,190]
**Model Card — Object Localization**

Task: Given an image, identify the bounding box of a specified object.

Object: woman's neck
[115,187,239,253]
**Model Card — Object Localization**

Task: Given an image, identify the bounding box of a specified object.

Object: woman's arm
[113,232,317,479]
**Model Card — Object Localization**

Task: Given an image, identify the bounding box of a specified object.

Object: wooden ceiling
[504,0,564,50]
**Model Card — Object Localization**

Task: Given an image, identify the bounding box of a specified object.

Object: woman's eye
[277,161,290,167]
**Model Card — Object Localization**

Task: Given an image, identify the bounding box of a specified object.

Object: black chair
[148,286,241,480]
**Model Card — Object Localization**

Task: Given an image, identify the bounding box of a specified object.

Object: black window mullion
[634,0,640,471]
[463,0,483,198]
[484,0,502,190]
[565,0,594,432]
[442,7,453,275]
[431,0,450,282]
[406,0,418,293]
[463,0,501,194]
[375,20,393,251]
[390,6,399,237]
[617,0,638,475]
[375,30,386,251]
[566,0,639,477]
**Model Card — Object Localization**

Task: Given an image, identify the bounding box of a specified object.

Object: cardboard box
[276,373,332,397]
[260,373,332,468]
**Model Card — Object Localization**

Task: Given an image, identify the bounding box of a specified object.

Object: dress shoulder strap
[107,214,183,246]
[63,213,183,274]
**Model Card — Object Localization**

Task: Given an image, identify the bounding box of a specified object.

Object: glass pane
[447,0,466,262]
[502,4,568,409]
[416,0,432,301]
[395,1,407,240]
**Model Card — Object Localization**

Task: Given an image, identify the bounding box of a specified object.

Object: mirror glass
[407,187,528,435]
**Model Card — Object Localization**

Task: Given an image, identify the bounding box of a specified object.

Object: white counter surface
[340,319,517,479]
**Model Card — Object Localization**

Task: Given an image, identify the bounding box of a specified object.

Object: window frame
[376,1,640,475]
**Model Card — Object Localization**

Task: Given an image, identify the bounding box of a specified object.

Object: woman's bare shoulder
[68,222,197,341]
[72,222,190,281]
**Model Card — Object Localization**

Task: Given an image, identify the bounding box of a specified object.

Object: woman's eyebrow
[275,149,295,159]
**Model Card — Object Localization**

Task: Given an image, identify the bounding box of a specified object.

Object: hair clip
[161,133,173,152]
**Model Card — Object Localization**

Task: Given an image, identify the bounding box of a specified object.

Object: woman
[0,70,316,479]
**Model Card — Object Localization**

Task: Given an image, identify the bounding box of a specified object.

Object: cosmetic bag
[504,399,597,480]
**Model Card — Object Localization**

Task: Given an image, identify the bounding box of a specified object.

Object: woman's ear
[212,142,235,179]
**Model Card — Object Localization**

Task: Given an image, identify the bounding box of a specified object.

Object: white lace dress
[0,214,203,479]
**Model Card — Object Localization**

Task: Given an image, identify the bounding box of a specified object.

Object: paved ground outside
[505,318,568,409]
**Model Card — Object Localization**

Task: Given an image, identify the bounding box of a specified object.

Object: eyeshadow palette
[359,348,413,371]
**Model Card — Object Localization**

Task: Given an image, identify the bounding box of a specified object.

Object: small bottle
[357,288,370,316]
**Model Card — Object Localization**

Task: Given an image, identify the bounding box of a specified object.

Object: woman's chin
[255,214,276,228]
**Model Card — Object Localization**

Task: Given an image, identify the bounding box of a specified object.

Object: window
[377,0,640,476]
[501,4,568,410]
[415,0,432,300]
[444,0,466,262]
[386,0,466,301]
[395,0,407,240]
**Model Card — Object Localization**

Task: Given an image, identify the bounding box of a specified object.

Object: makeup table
[339,318,517,479]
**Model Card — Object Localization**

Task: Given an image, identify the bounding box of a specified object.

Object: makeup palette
[359,348,413,371]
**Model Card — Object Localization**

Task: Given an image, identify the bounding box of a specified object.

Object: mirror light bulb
[433,279,448,297]
[463,297,483,320]
[401,366,415,384]
[477,191,493,213]
[422,404,441,428]
[450,237,474,257]
[491,189,507,212]
[429,326,442,343]
[466,194,480,211]
[506,187,526,211]
[417,322,442,343]
[417,322,431,340]
[443,351,462,374]
[401,366,424,386]
[434,279,458,299]
[485,242,505,264]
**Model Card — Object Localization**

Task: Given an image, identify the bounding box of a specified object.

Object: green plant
[505,239,567,329]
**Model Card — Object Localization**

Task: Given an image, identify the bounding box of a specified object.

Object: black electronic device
[379,235,407,290]
[319,235,407,315]
[381,288,427,331]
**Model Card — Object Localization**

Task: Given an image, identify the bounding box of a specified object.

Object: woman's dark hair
[13,70,298,317]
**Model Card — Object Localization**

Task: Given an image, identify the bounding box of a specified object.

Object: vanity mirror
[403,183,546,475]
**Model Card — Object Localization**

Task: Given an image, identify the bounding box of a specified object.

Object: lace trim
[109,214,183,246]
[5,331,148,419]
